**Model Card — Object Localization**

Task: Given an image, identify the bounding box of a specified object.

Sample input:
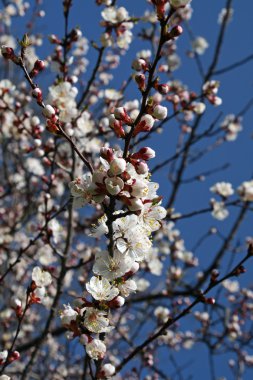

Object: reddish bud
[131,147,156,161]
[34,59,45,71]
[134,74,146,92]
[206,297,216,305]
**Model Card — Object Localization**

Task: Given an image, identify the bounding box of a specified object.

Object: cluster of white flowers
[0,0,29,27]
[69,146,162,212]
[100,6,133,50]
[65,144,167,359]
[220,114,243,141]
[46,82,78,123]
[202,80,222,106]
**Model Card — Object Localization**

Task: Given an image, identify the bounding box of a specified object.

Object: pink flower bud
[132,147,156,160]
[34,59,45,71]
[132,58,147,71]
[100,147,114,162]
[42,105,56,119]
[152,104,167,120]
[112,295,125,308]
[156,83,170,94]
[134,73,146,92]
[114,107,132,124]
[49,34,61,44]
[135,161,149,175]
[133,114,154,136]
[206,297,216,305]
[1,45,14,59]
[109,115,125,138]
[32,87,42,99]
[169,25,184,39]
[110,158,126,175]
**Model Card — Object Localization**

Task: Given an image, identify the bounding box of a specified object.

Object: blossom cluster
[65,145,167,360]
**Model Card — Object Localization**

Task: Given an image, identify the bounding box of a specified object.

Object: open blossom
[60,304,78,326]
[47,82,78,122]
[86,276,119,301]
[69,173,93,208]
[93,249,134,280]
[118,279,137,297]
[223,279,240,293]
[210,182,234,198]
[237,180,253,202]
[221,114,242,141]
[105,176,124,195]
[192,36,209,55]
[210,199,229,220]
[86,339,106,360]
[32,267,52,287]
[84,308,113,333]
[141,203,167,232]
[116,225,151,261]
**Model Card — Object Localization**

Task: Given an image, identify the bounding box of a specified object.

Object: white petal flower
[84,308,114,333]
[210,182,234,198]
[210,199,229,220]
[237,180,253,202]
[60,304,78,326]
[86,276,119,301]
[32,267,52,287]
[69,173,93,208]
[118,279,137,297]
[192,36,209,55]
[86,339,106,360]
[105,176,124,195]
[93,250,134,280]
[142,204,167,232]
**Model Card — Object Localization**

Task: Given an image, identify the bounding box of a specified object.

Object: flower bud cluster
[65,146,167,360]
[202,80,222,106]
[69,146,162,212]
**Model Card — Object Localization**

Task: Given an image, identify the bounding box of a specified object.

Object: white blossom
[32,267,52,287]
[237,180,253,202]
[93,250,134,280]
[84,308,113,333]
[86,339,106,360]
[192,36,209,55]
[210,182,234,198]
[86,276,119,301]
[60,304,78,326]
